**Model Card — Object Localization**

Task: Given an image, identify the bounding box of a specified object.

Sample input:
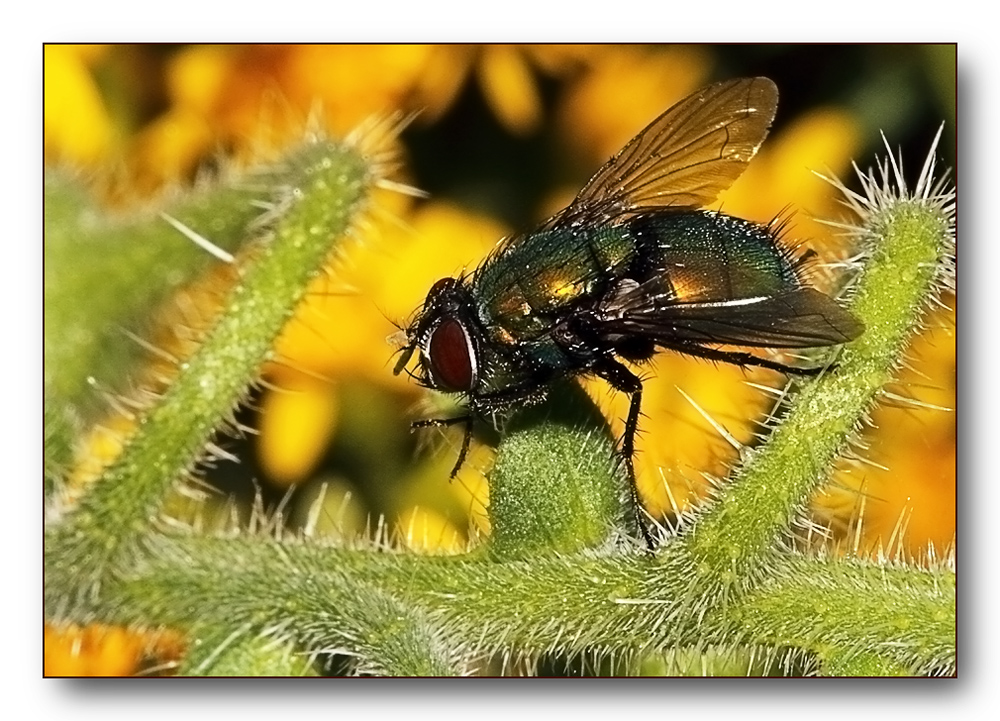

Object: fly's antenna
[389,340,416,377]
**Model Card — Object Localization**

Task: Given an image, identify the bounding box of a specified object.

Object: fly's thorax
[472,225,637,342]
[474,339,548,399]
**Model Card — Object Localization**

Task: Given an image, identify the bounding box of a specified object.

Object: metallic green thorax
[472,223,633,340]
[471,210,800,355]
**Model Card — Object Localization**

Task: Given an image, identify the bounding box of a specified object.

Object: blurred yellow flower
[44,45,114,166]
[557,45,712,168]
[46,43,954,566]
[476,45,544,135]
[123,45,437,189]
[257,373,339,487]
[167,44,234,114]
[45,623,184,677]
[122,44,603,191]
[416,44,602,135]
[398,506,465,554]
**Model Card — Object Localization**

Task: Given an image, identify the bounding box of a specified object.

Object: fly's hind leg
[593,358,656,550]
[665,343,828,376]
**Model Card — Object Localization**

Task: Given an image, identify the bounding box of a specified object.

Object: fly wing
[601,284,862,349]
[542,77,779,231]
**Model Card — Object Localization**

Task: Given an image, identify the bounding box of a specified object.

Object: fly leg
[410,415,473,479]
[592,358,656,550]
[411,378,551,479]
[664,343,827,376]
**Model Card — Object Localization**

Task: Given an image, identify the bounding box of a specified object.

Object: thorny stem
[44,127,955,676]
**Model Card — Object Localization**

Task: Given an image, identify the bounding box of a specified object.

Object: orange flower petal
[167,45,236,114]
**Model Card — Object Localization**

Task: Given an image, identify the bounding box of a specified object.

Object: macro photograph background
[44,44,956,675]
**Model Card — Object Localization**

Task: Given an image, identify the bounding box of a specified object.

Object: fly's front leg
[411,415,474,480]
[411,377,551,480]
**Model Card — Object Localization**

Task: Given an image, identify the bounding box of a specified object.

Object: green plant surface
[684,156,955,598]
[44,124,955,676]
[44,168,278,420]
[45,133,370,614]
[487,380,631,559]
[180,630,321,677]
[92,531,950,673]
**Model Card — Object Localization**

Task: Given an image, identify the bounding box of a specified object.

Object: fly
[392,77,863,547]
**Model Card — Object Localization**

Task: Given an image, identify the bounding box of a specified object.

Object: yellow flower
[416,44,603,135]
[44,45,114,166]
[478,45,543,135]
[45,623,185,677]
[556,45,712,168]
[397,506,466,554]
[256,373,340,487]
[125,45,438,189]
[124,44,598,190]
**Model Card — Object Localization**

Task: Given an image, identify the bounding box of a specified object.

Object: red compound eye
[426,318,477,392]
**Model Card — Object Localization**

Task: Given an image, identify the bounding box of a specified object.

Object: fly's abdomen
[627,211,800,304]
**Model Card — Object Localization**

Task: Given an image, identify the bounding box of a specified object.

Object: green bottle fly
[394,77,863,547]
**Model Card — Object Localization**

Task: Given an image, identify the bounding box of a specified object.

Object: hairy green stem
[45,169,282,420]
[817,649,912,677]
[45,139,369,614]
[181,630,319,677]
[685,196,953,593]
[733,554,954,675]
[98,535,950,673]
[488,381,631,558]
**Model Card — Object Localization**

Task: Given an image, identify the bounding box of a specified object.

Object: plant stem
[45,138,370,614]
[488,381,632,558]
[97,534,951,673]
[684,194,953,595]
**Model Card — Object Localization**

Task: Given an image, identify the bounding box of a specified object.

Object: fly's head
[393,277,483,397]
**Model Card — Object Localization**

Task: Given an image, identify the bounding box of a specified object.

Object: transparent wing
[601,285,863,349]
[543,77,779,230]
